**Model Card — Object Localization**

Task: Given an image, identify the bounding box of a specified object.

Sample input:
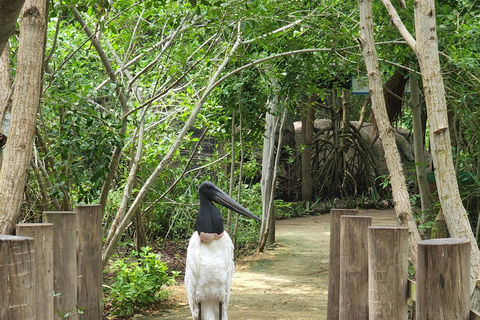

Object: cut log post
[417,238,470,319]
[368,226,409,320]
[43,211,77,317]
[327,208,358,320]
[339,215,372,320]
[76,204,103,319]
[16,223,54,320]
[0,235,36,319]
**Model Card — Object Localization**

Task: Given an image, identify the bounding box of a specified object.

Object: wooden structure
[76,204,103,319]
[327,208,357,320]
[417,238,470,319]
[328,216,480,319]
[16,223,54,320]
[339,215,371,320]
[0,235,35,319]
[43,211,77,317]
[0,207,104,319]
[368,226,408,319]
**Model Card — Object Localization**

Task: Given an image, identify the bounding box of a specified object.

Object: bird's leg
[219,302,222,320]
[198,302,201,320]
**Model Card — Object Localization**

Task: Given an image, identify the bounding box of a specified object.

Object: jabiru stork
[185,181,260,320]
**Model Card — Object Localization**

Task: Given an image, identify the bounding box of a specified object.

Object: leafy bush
[105,247,179,317]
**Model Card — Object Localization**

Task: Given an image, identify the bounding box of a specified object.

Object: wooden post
[417,238,470,319]
[368,226,408,320]
[43,211,77,317]
[339,215,371,320]
[327,209,357,320]
[76,204,103,319]
[16,223,54,320]
[0,235,36,319]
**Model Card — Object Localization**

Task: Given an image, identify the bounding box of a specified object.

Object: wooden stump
[0,235,36,319]
[339,215,372,320]
[43,211,77,317]
[327,209,357,320]
[368,226,408,320]
[76,204,103,319]
[417,238,470,320]
[16,223,54,320]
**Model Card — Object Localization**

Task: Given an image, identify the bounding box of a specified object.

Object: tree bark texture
[410,72,433,235]
[301,98,314,204]
[0,0,27,54]
[358,0,421,266]
[0,0,47,234]
[414,0,480,294]
[259,94,279,252]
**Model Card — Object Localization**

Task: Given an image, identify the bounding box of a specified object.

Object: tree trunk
[358,0,421,266]
[0,0,47,234]
[301,97,314,205]
[0,43,11,169]
[0,0,27,54]
[414,0,480,294]
[410,72,433,237]
[259,95,279,252]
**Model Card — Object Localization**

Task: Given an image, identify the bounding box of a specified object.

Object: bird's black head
[196,181,260,234]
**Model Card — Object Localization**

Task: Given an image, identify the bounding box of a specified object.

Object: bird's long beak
[211,187,260,222]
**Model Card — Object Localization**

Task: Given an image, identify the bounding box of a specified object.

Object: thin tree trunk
[233,107,244,256]
[73,8,130,212]
[0,0,48,234]
[0,43,11,169]
[227,110,236,232]
[259,100,279,252]
[410,72,433,237]
[301,97,314,206]
[104,108,146,248]
[358,0,421,266]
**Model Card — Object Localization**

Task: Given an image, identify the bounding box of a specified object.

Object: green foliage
[105,247,179,317]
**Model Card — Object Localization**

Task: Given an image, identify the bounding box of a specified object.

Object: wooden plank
[327,209,358,320]
[44,211,77,317]
[339,215,371,320]
[76,204,103,319]
[16,223,54,320]
[368,227,409,319]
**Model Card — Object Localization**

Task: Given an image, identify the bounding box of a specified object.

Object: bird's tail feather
[200,301,228,320]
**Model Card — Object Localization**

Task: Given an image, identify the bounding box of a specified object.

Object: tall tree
[0,0,48,234]
[358,0,421,265]
[380,0,480,296]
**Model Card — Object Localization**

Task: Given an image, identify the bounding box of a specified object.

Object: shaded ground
[141,209,398,320]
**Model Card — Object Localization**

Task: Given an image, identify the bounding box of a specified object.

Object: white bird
[185,181,260,320]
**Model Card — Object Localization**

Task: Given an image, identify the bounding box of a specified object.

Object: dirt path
[144,209,398,320]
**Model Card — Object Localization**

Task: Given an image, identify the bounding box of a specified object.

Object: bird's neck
[196,196,224,234]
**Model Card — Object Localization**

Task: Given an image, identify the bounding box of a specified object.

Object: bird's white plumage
[185,231,234,320]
